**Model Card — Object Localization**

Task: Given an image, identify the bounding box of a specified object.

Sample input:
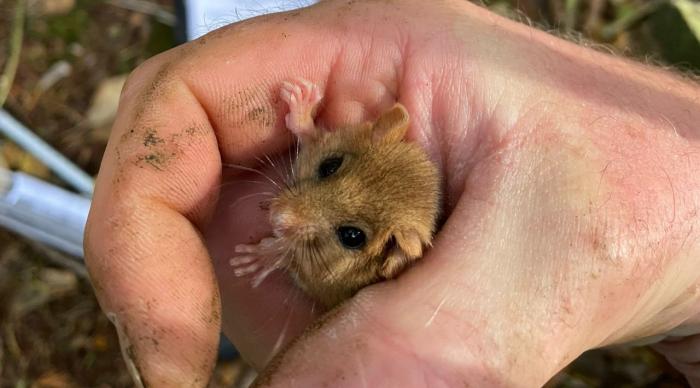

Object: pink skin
[83,0,700,386]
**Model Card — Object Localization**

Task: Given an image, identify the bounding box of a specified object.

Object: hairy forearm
[454,0,700,275]
[499,5,700,344]
[455,0,700,139]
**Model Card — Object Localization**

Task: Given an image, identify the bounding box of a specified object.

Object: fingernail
[107,312,146,388]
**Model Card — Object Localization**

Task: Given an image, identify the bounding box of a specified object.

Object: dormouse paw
[280,78,323,137]
[229,237,284,287]
[229,251,260,277]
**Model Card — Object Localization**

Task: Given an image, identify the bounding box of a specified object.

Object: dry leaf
[1,142,51,178]
[85,75,128,130]
[11,268,78,318]
[673,0,700,42]
[31,370,76,388]
[27,0,76,16]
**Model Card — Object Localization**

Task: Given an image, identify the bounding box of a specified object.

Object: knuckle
[119,51,174,104]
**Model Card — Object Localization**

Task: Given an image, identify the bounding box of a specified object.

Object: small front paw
[229,238,284,286]
[229,253,260,276]
[280,78,323,137]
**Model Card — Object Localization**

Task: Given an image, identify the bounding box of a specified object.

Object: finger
[653,334,700,364]
[181,5,403,141]
[663,357,700,388]
[85,47,224,386]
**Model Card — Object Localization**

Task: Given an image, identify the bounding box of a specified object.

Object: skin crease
[82,0,700,387]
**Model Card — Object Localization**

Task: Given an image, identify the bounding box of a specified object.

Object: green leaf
[637,2,700,72]
[673,0,700,42]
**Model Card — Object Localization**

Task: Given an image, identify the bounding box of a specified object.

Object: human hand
[84,0,700,386]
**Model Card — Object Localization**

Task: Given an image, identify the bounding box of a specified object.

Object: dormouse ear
[379,229,425,279]
[372,103,410,144]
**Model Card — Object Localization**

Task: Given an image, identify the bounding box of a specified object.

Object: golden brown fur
[271,104,441,308]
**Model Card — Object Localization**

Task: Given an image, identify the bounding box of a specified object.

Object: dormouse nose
[271,188,329,237]
[270,200,318,236]
[271,206,300,231]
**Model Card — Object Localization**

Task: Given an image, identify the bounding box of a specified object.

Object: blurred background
[0,0,698,386]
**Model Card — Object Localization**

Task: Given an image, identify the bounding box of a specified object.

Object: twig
[0,111,95,195]
[31,242,89,279]
[3,324,22,369]
[563,0,580,31]
[0,330,4,379]
[584,0,606,35]
[0,0,25,108]
[599,0,669,42]
[106,0,176,26]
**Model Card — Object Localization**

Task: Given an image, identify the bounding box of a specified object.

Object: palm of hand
[201,1,483,367]
[201,2,700,380]
[202,2,700,378]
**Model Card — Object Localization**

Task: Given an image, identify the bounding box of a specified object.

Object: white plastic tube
[0,109,95,195]
[0,169,90,258]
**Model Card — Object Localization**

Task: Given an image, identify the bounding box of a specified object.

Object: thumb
[85,50,223,385]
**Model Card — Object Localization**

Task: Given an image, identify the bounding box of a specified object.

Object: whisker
[275,153,289,188]
[270,305,292,357]
[283,240,294,261]
[227,192,275,209]
[285,146,297,188]
[275,237,296,275]
[294,138,300,181]
[271,153,292,190]
[264,153,277,169]
[301,239,313,278]
[281,276,301,307]
[222,163,283,190]
[272,281,311,357]
[295,137,300,161]
[254,155,269,168]
[258,153,292,190]
[311,241,334,283]
[216,179,278,190]
[252,258,283,287]
[287,146,293,183]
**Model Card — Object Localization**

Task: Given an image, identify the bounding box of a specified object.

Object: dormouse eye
[318,156,343,179]
[336,226,366,249]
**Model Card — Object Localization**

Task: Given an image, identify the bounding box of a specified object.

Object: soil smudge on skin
[247,106,274,127]
[143,129,165,147]
[135,151,175,171]
[127,124,210,171]
[223,88,278,134]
